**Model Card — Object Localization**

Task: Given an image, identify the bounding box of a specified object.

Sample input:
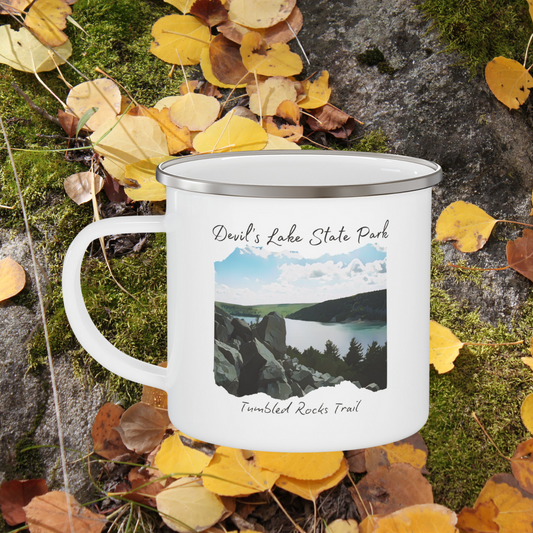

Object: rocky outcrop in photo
[214,306,379,400]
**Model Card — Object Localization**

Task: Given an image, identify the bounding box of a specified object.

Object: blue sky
[215,244,387,305]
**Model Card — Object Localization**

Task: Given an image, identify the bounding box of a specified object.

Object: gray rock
[254,312,287,358]
[231,318,253,343]
[267,381,293,400]
[290,382,305,397]
[214,343,239,395]
[215,340,243,376]
[304,385,317,394]
[258,359,287,382]
[215,308,234,343]
[365,383,380,392]
[291,367,315,389]
[238,339,278,396]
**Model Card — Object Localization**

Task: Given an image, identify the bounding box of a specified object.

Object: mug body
[159,151,439,452]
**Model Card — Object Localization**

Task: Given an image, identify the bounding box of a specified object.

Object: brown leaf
[115,402,168,455]
[57,109,79,137]
[92,403,133,461]
[0,479,48,526]
[123,466,166,507]
[345,449,366,474]
[263,6,303,44]
[103,172,130,203]
[64,172,104,205]
[24,491,107,533]
[190,0,228,27]
[507,229,533,282]
[209,34,254,86]
[197,81,223,98]
[263,116,302,143]
[457,499,500,533]
[276,99,300,123]
[306,103,357,138]
[0,257,26,303]
[217,19,250,44]
[142,373,168,410]
[512,439,533,496]
[351,463,433,520]
[0,0,31,15]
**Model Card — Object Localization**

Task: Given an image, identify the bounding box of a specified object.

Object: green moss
[419,0,533,75]
[356,48,396,75]
[352,129,389,153]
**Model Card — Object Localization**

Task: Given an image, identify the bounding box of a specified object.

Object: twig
[268,489,306,533]
[472,412,510,462]
[11,82,62,127]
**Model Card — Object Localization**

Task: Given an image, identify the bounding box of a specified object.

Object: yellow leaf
[327,519,359,533]
[430,320,464,374]
[528,0,533,24]
[0,0,31,15]
[154,96,181,110]
[66,79,122,132]
[359,516,378,533]
[522,393,533,434]
[90,115,169,185]
[0,257,26,303]
[156,478,226,533]
[150,14,210,65]
[240,31,302,77]
[193,112,268,153]
[124,156,173,202]
[165,0,195,13]
[228,0,296,29]
[275,457,348,501]
[522,357,533,373]
[253,450,344,480]
[365,433,428,473]
[169,92,220,131]
[25,0,70,47]
[155,433,212,477]
[263,133,301,150]
[371,504,458,533]
[64,171,104,205]
[248,76,297,116]
[486,57,533,110]
[435,201,497,253]
[0,25,72,73]
[203,447,279,497]
[299,71,331,109]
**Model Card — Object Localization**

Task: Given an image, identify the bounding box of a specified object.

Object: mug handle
[62,215,168,391]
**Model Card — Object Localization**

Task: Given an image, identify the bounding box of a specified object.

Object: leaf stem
[498,219,533,228]
[464,340,524,347]
[447,262,511,272]
[268,489,306,533]
[472,412,510,462]
[162,30,211,44]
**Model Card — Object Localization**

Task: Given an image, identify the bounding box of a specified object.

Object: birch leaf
[169,92,220,131]
[64,172,104,205]
[522,393,533,434]
[155,433,212,477]
[299,71,331,109]
[507,229,533,282]
[430,320,465,374]
[25,0,71,47]
[0,0,31,15]
[247,76,297,116]
[0,257,26,303]
[0,479,48,526]
[228,0,296,29]
[486,57,533,109]
[124,156,174,202]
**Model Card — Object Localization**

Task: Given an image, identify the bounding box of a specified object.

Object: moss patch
[356,48,396,75]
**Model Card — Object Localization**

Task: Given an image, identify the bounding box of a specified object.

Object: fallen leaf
[369,503,458,533]
[193,112,268,153]
[507,229,533,282]
[0,257,26,303]
[0,25,72,72]
[165,0,195,13]
[169,92,220,131]
[0,479,48,526]
[364,432,429,474]
[474,473,533,533]
[253,450,344,480]
[511,439,533,496]
[155,433,212,477]
[150,14,210,65]
[190,0,228,27]
[203,447,280,497]
[122,466,165,507]
[142,369,168,409]
[522,357,533,373]
[90,114,170,184]
[299,71,331,109]
[327,519,360,533]
[486,57,533,109]
[92,403,133,461]
[232,105,259,122]
[456,499,500,533]
[66,79,122,132]
[306,103,357,138]
[345,449,366,474]
[263,6,303,44]
[263,132,301,149]
[25,0,71,47]
[263,116,303,142]
[275,456,348,501]
[207,34,254,86]
[247,76,297,116]
[522,393,533,434]
[0,0,31,15]
[351,463,433,520]
[57,109,79,137]
[430,320,465,374]
[115,402,168,455]
[155,96,181,110]
[156,477,227,532]
[228,0,296,29]
[240,31,302,77]
[359,516,379,533]
[64,172,104,205]
[24,491,107,533]
[276,99,300,123]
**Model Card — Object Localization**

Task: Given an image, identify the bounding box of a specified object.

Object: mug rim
[156,150,442,198]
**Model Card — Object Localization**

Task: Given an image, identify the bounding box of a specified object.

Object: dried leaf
[228,0,296,29]
[64,172,104,205]
[275,457,348,501]
[253,450,344,481]
[263,116,303,142]
[156,477,226,533]
[66,79,122,132]
[203,447,280,497]
[142,375,168,409]
[155,96,181,110]
[0,257,26,303]
[57,109,79,137]
[190,0,228,27]
[475,473,533,533]
[169,92,220,131]
[150,14,210,65]
[0,479,48,526]
[122,466,165,507]
[207,34,253,86]
[299,71,331,109]
[165,0,195,13]
[364,432,429,474]
[522,393,533,434]
[115,402,168,455]
[24,491,107,533]
[0,0,31,15]
[217,19,251,44]
[0,25,72,72]
[263,132,300,149]
[369,504,458,533]
[345,449,366,474]
[155,433,212,477]
[352,463,433,520]
[326,519,360,533]
[124,156,170,201]
[306,103,356,138]
[486,57,533,110]
[511,439,533,496]
[240,31,302,77]
[263,6,303,44]
[25,0,71,47]
[507,229,533,282]
[276,99,300,123]
[193,112,268,153]
[430,320,465,374]
[92,403,133,461]
[522,357,533,373]
[457,499,500,533]
[247,76,297,116]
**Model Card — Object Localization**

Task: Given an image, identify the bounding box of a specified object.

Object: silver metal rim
[156,150,443,198]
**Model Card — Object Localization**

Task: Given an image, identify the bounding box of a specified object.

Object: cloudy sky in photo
[215,244,387,305]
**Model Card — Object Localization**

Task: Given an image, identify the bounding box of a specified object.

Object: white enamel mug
[62,151,442,452]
